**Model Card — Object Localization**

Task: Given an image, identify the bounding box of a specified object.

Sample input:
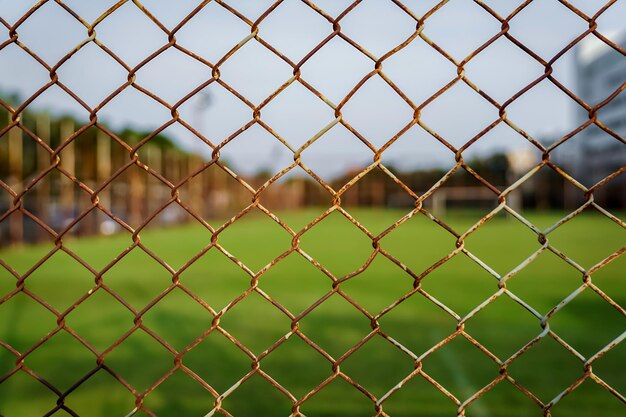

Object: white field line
[430,331,492,417]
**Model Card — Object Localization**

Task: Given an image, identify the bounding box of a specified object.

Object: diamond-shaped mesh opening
[506,249,583,315]
[178,248,252,311]
[175,2,250,64]
[341,75,414,149]
[300,123,372,184]
[463,211,541,275]
[298,210,374,277]
[141,287,212,351]
[421,334,499,401]
[421,167,501,231]
[591,338,626,394]
[137,206,211,271]
[301,36,373,105]
[298,292,373,359]
[507,335,583,402]
[98,84,172,129]
[103,329,173,392]
[142,369,214,416]
[420,253,498,317]
[340,334,415,398]
[216,208,293,272]
[65,289,134,352]
[464,293,541,360]
[589,252,624,299]
[380,372,457,417]
[176,83,251,144]
[63,369,135,417]
[299,376,374,416]
[549,377,626,417]
[218,123,293,185]
[102,247,173,310]
[383,37,456,106]
[0,292,57,352]
[420,0,501,61]
[340,170,417,227]
[548,206,626,269]
[23,249,94,312]
[505,79,577,138]
[259,252,331,315]
[219,40,293,105]
[55,42,128,109]
[420,81,498,149]
[220,372,294,417]
[465,378,541,417]
[183,330,251,394]
[14,2,86,65]
[467,36,545,104]
[0,371,59,417]
[340,1,416,58]
[258,0,331,62]
[219,291,291,355]
[0,44,51,101]
[93,3,166,68]
[508,0,588,61]
[134,47,211,106]
[378,291,457,356]
[24,330,94,391]
[260,334,331,399]
[263,82,336,149]
[548,287,626,358]
[339,253,413,315]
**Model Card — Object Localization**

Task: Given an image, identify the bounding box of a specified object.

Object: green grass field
[0,208,624,417]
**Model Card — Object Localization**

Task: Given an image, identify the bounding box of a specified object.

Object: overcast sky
[1,0,624,180]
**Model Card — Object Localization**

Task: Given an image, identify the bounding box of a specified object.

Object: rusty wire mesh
[0,0,625,416]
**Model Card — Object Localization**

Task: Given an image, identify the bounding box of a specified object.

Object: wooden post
[371,179,385,207]
[36,113,51,241]
[59,119,75,233]
[96,129,112,234]
[189,155,203,217]
[146,145,162,222]
[8,120,23,244]
[129,161,145,228]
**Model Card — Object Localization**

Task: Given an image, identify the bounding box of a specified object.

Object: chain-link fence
[1,1,625,416]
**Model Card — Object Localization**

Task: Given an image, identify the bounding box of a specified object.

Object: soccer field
[0,208,624,417]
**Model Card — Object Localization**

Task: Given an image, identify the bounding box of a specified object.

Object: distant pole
[36,113,51,241]
[431,190,446,218]
[8,118,23,244]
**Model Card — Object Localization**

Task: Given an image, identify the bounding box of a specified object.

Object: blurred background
[0,0,625,243]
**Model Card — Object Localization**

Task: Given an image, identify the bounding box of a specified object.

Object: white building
[573,32,626,207]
